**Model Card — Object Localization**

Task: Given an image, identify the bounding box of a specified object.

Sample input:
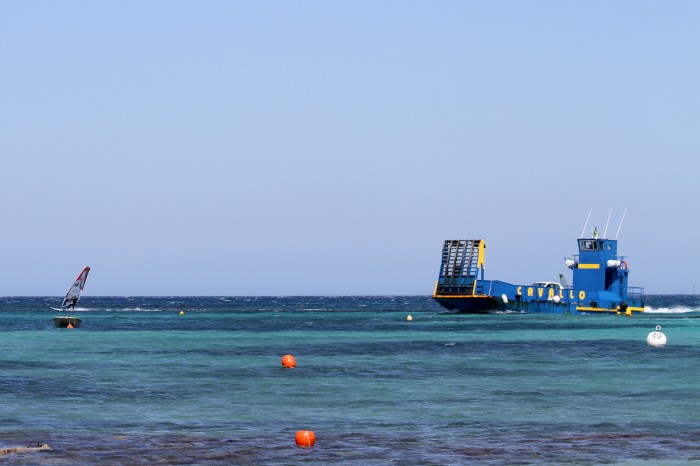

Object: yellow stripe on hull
[575,306,645,313]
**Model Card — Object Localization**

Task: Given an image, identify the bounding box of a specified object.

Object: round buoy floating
[282,354,296,368]
[646,325,667,347]
[295,430,315,448]
[179,310,184,315]
[407,314,413,321]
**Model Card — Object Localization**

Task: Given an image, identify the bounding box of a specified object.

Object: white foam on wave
[122,307,163,312]
[97,307,164,312]
[645,306,700,314]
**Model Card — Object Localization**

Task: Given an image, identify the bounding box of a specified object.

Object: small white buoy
[551,295,561,304]
[407,315,413,321]
[501,294,508,304]
[646,325,667,347]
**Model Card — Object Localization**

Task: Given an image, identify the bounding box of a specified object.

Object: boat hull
[433,295,500,313]
[54,316,82,328]
[433,292,644,315]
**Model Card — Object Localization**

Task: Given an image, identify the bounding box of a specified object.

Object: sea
[1,295,699,465]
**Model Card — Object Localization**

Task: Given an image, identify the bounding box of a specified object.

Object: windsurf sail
[60,267,90,310]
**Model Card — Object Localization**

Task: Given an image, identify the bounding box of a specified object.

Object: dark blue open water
[1,295,699,465]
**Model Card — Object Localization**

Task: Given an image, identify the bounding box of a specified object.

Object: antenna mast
[580,209,592,238]
[615,208,628,239]
[603,208,612,238]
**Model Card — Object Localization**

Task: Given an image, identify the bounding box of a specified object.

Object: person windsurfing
[60,267,90,311]
[54,267,90,328]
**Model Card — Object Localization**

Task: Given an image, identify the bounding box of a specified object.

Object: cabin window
[579,240,598,250]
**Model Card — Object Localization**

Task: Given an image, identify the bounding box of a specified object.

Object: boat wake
[645,306,700,314]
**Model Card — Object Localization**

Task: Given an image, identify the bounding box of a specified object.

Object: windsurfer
[69,296,78,310]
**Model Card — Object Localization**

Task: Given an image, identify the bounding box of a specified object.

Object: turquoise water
[1,296,699,464]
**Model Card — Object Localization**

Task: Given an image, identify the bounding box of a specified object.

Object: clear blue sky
[1,1,698,295]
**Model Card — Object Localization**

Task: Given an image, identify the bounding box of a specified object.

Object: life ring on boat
[621,260,628,270]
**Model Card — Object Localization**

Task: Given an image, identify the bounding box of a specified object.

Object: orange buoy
[66,322,74,329]
[295,430,315,448]
[281,354,296,368]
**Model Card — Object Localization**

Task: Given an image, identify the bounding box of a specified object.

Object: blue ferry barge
[432,229,645,314]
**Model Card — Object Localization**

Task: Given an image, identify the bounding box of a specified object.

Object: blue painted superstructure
[433,230,645,314]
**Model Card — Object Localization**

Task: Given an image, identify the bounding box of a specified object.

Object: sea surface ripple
[1,295,699,464]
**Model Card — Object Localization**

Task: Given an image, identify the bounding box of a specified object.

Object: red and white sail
[61,267,90,309]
